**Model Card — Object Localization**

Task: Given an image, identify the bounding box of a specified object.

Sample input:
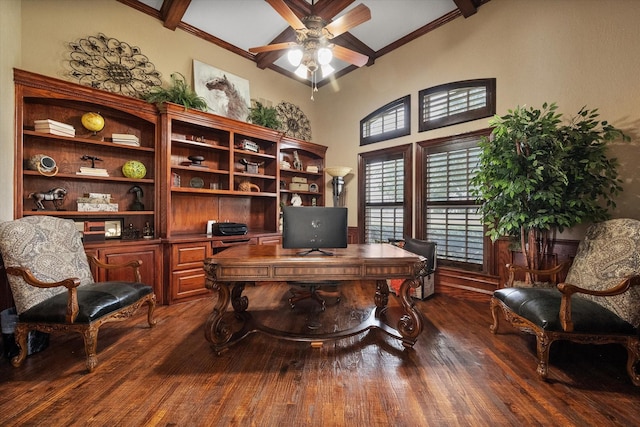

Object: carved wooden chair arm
[5,266,82,323]
[506,262,567,287]
[556,275,640,332]
[88,255,143,283]
[5,266,81,289]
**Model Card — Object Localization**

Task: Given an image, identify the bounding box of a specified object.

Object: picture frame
[104,219,123,239]
[74,218,123,239]
[193,59,251,122]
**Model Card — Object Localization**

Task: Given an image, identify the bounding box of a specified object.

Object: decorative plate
[276,102,312,141]
[189,177,204,188]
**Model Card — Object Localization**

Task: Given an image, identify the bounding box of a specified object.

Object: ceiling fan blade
[249,42,297,54]
[266,0,306,30]
[324,4,371,38]
[332,45,369,67]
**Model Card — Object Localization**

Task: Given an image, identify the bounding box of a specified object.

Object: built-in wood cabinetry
[157,103,325,304]
[86,241,164,302]
[8,69,327,307]
[12,69,164,301]
[14,69,159,234]
[158,103,282,237]
[279,137,327,208]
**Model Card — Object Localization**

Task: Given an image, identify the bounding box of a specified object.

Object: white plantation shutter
[419,79,496,132]
[360,96,410,145]
[364,155,404,243]
[424,140,483,265]
[423,87,488,122]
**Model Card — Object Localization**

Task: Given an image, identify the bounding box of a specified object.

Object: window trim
[418,79,496,132]
[360,95,411,146]
[358,143,413,243]
[416,129,492,271]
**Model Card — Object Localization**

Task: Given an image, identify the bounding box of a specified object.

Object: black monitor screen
[282,206,348,255]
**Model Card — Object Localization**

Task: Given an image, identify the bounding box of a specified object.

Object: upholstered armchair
[0,216,156,372]
[490,218,640,385]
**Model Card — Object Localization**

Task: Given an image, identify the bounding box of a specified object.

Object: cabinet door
[169,241,212,303]
[98,244,163,303]
[171,268,211,303]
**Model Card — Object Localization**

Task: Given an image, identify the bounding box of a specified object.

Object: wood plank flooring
[0,281,639,426]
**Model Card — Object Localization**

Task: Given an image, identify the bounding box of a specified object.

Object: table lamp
[325,166,352,207]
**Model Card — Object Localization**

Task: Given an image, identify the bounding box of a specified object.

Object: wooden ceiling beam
[314,0,355,22]
[453,0,477,18]
[160,0,191,30]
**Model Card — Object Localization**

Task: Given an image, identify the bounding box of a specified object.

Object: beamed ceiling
[119,0,489,87]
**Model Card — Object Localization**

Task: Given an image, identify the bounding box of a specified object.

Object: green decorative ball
[122,160,146,179]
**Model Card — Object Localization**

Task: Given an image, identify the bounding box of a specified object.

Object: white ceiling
[131,0,482,85]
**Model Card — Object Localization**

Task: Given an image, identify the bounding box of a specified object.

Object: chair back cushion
[564,218,640,327]
[403,236,437,273]
[0,216,94,314]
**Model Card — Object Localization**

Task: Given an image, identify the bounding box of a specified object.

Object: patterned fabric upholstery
[564,218,640,328]
[0,216,94,314]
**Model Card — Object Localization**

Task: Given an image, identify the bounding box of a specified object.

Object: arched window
[360,95,410,145]
[419,79,495,132]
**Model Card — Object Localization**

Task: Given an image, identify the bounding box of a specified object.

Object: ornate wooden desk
[203,243,426,353]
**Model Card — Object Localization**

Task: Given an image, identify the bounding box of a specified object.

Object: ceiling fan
[249,0,371,86]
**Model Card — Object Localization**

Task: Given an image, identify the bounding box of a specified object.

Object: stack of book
[34,119,75,137]
[76,167,109,177]
[77,195,118,212]
[111,133,140,146]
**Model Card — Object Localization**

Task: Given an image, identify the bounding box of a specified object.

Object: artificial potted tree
[471,103,628,282]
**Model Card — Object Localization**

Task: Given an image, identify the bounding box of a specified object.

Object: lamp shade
[317,47,333,65]
[288,48,303,67]
[325,166,352,177]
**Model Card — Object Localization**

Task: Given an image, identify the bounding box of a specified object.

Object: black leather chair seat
[494,288,636,334]
[19,282,154,324]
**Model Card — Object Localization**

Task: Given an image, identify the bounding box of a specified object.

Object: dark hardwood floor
[1,281,638,426]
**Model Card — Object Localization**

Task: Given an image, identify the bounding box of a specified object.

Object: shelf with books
[159,103,283,238]
[279,137,327,207]
[15,69,159,237]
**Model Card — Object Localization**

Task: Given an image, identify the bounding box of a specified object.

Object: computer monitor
[282,206,348,256]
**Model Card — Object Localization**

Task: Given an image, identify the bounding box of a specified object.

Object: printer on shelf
[207,221,248,236]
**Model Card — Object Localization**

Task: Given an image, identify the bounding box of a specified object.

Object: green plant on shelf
[143,72,207,111]
[248,101,281,130]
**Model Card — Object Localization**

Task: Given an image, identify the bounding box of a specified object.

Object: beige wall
[0,0,21,221]
[2,0,639,232]
[315,0,640,230]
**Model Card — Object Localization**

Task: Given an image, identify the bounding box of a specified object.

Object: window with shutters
[416,129,491,270]
[419,79,495,132]
[360,95,410,145]
[358,144,412,243]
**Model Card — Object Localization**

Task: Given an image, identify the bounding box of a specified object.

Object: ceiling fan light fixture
[317,47,333,65]
[294,64,308,79]
[288,48,303,67]
[321,63,335,78]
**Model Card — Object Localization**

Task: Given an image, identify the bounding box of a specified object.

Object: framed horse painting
[193,59,251,122]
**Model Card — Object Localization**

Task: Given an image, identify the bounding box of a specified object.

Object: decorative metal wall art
[276,102,312,141]
[67,33,162,98]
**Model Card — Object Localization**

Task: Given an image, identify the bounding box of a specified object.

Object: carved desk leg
[396,261,426,349]
[375,279,390,309]
[204,263,233,349]
[231,282,248,313]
